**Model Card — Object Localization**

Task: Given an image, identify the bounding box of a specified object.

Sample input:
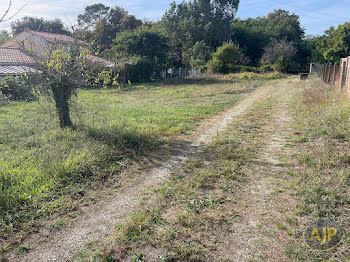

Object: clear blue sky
[1,0,349,36]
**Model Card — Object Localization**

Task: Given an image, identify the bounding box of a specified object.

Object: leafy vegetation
[0,76,36,101]
[0,29,10,44]
[112,27,169,81]
[11,16,70,35]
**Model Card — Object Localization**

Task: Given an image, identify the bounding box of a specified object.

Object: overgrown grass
[287,80,350,261]
[0,76,264,246]
[83,96,276,262]
[224,72,285,81]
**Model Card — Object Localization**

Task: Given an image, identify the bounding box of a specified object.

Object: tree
[261,38,297,72]
[207,42,243,73]
[112,27,169,80]
[82,5,143,52]
[25,41,118,128]
[0,30,10,44]
[231,9,304,67]
[317,22,350,63]
[161,0,239,67]
[77,3,110,30]
[11,16,70,35]
[303,35,325,64]
[182,41,211,70]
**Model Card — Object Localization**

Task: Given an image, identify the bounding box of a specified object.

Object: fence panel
[311,57,350,90]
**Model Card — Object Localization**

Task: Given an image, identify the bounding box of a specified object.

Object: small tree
[207,42,243,74]
[261,38,296,72]
[27,41,118,128]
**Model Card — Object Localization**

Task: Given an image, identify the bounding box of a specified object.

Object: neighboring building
[0,30,114,76]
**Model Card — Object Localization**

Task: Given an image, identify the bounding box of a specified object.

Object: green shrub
[207,42,244,74]
[0,76,36,101]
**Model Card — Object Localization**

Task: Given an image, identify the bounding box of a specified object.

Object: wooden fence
[310,57,349,89]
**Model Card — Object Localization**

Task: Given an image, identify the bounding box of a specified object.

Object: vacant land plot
[0,76,262,251]
[2,76,349,262]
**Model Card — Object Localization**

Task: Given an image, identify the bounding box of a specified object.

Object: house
[0,30,114,76]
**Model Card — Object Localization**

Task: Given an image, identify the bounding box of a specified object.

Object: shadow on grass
[80,123,197,168]
[160,75,233,86]
[83,125,160,154]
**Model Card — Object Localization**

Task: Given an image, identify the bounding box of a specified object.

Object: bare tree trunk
[51,80,73,128]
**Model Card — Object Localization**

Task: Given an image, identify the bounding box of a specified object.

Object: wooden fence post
[332,63,337,85]
[322,64,325,82]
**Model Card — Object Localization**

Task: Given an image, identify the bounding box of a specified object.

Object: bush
[207,42,244,74]
[0,76,36,101]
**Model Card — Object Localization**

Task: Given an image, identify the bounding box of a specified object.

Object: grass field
[80,95,277,261]
[0,76,262,244]
[286,80,350,261]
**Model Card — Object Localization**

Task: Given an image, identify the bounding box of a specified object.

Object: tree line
[1,1,350,77]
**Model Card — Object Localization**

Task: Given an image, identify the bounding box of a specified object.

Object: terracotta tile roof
[27,30,89,46]
[1,39,21,49]
[88,54,114,67]
[1,30,89,49]
[0,48,36,65]
[0,31,117,68]
[0,65,37,76]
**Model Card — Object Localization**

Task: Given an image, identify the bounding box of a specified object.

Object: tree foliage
[11,16,70,35]
[77,5,143,52]
[231,9,304,67]
[77,3,110,30]
[182,41,212,70]
[112,27,169,80]
[0,30,10,44]
[316,23,350,63]
[160,0,239,67]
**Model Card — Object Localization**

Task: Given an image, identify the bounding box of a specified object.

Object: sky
[0,0,349,36]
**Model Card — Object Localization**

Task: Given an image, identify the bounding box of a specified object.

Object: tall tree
[11,16,70,35]
[231,9,304,67]
[112,27,169,80]
[78,5,142,52]
[161,0,240,67]
[317,22,350,63]
[77,3,110,30]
